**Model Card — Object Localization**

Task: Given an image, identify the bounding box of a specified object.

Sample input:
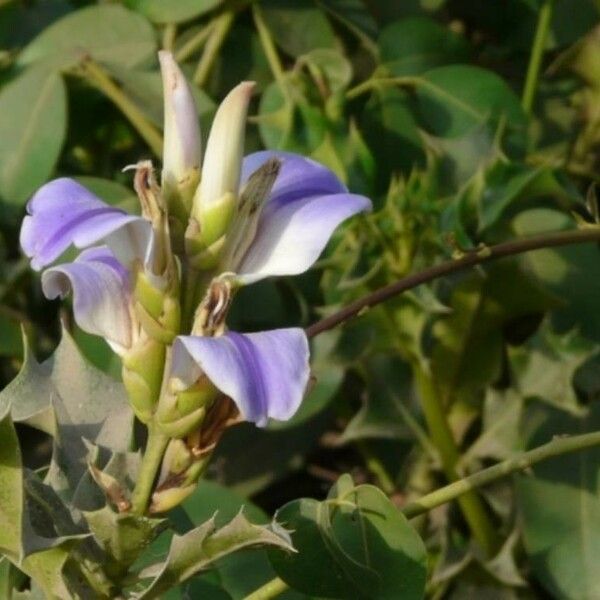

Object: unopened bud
[159,51,201,222]
[187,82,255,264]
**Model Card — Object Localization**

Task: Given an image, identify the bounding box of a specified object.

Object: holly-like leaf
[509,322,597,413]
[517,403,600,599]
[136,513,294,599]
[269,475,427,599]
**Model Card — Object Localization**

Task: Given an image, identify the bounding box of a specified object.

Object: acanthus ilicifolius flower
[19,50,372,513]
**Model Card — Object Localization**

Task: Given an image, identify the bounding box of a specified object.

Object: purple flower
[19,64,371,426]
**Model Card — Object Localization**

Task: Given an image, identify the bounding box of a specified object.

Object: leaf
[0,67,66,211]
[379,16,471,76]
[431,261,558,404]
[0,312,23,357]
[317,0,378,42]
[269,475,427,599]
[508,322,597,413]
[0,409,80,598]
[477,161,579,232]
[126,0,222,24]
[299,48,352,94]
[260,0,337,58]
[18,5,156,71]
[341,353,413,442]
[516,403,600,600]
[0,406,23,561]
[0,328,134,494]
[84,506,164,574]
[136,514,294,599]
[462,389,524,464]
[413,65,526,138]
[360,85,425,192]
[512,208,600,342]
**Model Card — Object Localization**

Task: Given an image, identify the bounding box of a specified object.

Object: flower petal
[159,50,201,186]
[195,81,255,211]
[234,152,372,283]
[171,329,310,426]
[42,247,134,353]
[241,151,347,204]
[20,178,152,270]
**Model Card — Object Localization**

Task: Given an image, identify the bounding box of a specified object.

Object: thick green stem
[130,425,170,515]
[306,226,600,339]
[413,365,499,556]
[402,430,600,518]
[79,58,163,157]
[243,576,289,600]
[522,0,555,115]
[193,11,235,87]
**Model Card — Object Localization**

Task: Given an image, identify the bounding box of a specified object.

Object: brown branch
[306,227,600,338]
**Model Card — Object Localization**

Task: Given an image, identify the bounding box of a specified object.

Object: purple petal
[235,152,372,284]
[20,178,152,270]
[236,192,371,284]
[241,151,347,206]
[172,329,310,426]
[42,247,134,353]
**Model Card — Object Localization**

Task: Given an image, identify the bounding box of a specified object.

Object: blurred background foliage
[1,0,600,597]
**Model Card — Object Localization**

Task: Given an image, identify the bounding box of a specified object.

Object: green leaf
[0,406,23,561]
[413,65,526,138]
[379,16,470,76]
[512,209,600,342]
[0,312,23,357]
[463,389,524,463]
[317,0,378,42]
[431,261,558,404]
[0,328,133,494]
[137,514,294,599]
[258,78,327,152]
[84,506,164,575]
[18,5,156,71]
[517,403,600,600]
[126,0,222,24]
[509,322,597,413]
[477,161,579,232]
[260,0,337,58]
[269,475,427,599]
[360,85,425,191]
[341,353,413,442]
[0,67,66,211]
[299,48,352,94]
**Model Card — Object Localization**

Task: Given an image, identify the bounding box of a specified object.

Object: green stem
[306,226,600,339]
[174,22,215,63]
[243,576,289,600]
[522,0,555,115]
[346,76,417,100]
[130,424,170,515]
[162,23,177,51]
[79,59,163,157]
[252,3,290,101]
[413,365,499,556]
[357,441,396,495]
[402,430,600,518]
[193,11,235,87]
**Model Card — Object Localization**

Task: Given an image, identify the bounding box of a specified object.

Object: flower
[19,52,371,428]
